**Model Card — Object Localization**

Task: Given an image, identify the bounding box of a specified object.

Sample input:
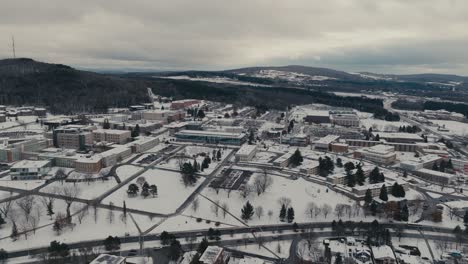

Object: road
[8,221,466,262]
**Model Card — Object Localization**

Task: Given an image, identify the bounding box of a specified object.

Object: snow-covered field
[185,176,356,227]
[360,118,411,131]
[159,75,271,87]
[103,168,203,214]
[429,120,468,136]
[0,179,44,190]
[40,179,118,200]
[228,239,292,259]
[115,165,143,182]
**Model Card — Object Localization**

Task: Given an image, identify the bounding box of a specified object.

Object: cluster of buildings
[0,105,47,122]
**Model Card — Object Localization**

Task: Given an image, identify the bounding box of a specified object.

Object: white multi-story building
[93,129,131,144]
[235,144,258,162]
[10,160,51,180]
[354,144,396,165]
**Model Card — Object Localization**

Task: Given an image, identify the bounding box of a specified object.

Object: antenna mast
[11,36,16,58]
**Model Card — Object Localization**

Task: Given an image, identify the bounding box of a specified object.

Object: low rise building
[235,144,258,162]
[93,129,131,144]
[142,109,185,123]
[170,99,201,110]
[273,150,296,167]
[400,154,442,171]
[330,113,360,127]
[371,246,396,264]
[313,135,340,150]
[125,136,159,153]
[175,130,246,145]
[352,180,409,197]
[199,246,225,264]
[413,168,456,185]
[10,160,51,180]
[90,254,126,264]
[284,133,310,146]
[53,125,95,150]
[372,132,424,144]
[354,145,396,165]
[331,142,349,153]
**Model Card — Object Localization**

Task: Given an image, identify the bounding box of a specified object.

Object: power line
[11,35,16,58]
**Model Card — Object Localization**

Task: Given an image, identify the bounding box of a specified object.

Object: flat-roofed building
[413,168,456,185]
[101,146,132,167]
[93,129,131,144]
[199,246,224,264]
[372,246,396,264]
[53,125,95,150]
[273,150,296,167]
[235,144,258,162]
[400,154,442,171]
[125,136,159,153]
[372,132,424,144]
[75,155,102,174]
[352,180,409,197]
[303,111,330,124]
[142,109,185,123]
[175,130,246,145]
[330,113,360,127]
[331,142,349,153]
[313,135,340,150]
[10,160,51,180]
[354,144,396,165]
[170,99,201,110]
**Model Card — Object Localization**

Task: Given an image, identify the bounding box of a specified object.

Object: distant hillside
[0,58,149,114]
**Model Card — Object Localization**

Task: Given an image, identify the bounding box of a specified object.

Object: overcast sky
[1,0,467,74]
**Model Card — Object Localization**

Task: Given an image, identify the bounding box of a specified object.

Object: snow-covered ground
[103,168,203,214]
[115,165,143,182]
[360,118,411,132]
[0,179,44,190]
[159,75,271,87]
[429,120,468,137]
[228,239,292,259]
[40,179,118,200]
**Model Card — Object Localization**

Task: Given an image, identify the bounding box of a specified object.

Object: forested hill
[0,58,149,114]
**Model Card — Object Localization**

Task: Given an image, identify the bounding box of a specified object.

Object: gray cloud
[0,0,467,74]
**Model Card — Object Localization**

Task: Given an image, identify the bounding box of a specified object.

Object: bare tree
[191,198,199,213]
[334,204,346,218]
[255,206,264,219]
[240,184,252,199]
[0,199,13,218]
[306,202,316,219]
[61,185,81,220]
[277,197,292,208]
[211,201,220,217]
[314,206,322,218]
[221,203,229,219]
[253,169,273,196]
[322,204,332,218]
[267,210,274,219]
[29,208,41,234]
[16,196,35,222]
[108,202,115,224]
[76,205,88,224]
[84,173,94,184]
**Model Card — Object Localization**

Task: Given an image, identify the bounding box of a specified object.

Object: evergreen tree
[103,118,110,129]
[432,162,439,171]
[0,214,5,227]
[248,130,255,145]
[123,201,127,218]
[375,134,380,141]
[197,238,209,254]
[400,203,409,222]
[464,210,468,226]
[369,167,380,184]
[241,201,254,221]
[10,222,18,241]
[197,109,205,119]
[346,171,356,187]
[344,162,355,172]
[355,164,365,185]
[402,170,408,178]
[364,189,373,205]
[391,182,400,197]
[168,239,182,260]
[290,149,303,167]
[287,207,295,223]
[447,159,454,169]
[279,204,287,222]
[370,201,378,216]
[336,158,343,168]
[379,185,388,201]
[141,182,150,198]
[216,150,222,161]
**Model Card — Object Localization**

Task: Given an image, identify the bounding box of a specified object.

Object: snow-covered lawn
[103,168,203,214]
[116,165,143,182]
[157,146,231,175]
[151,214,235,234]
[360,118,411,132]
[0,179,44,190]
[228,239,292,259]
[0,206,147,252]
[40,179,118,200]
[187,176,356,226]
[429,120,468,137]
